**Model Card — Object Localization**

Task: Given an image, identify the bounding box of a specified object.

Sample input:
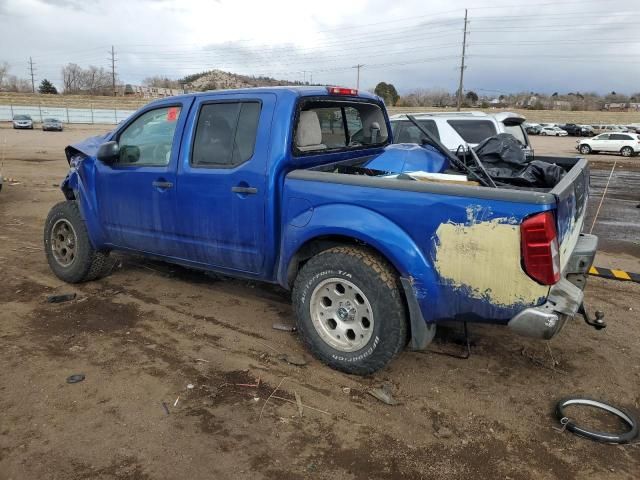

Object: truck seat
[296,111,327,152]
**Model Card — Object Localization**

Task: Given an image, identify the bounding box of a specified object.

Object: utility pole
[456,9,469,111]
[28,57,36,93]
[109,45,117,96]
[353,64,364,89]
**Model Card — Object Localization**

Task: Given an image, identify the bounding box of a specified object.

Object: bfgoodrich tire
[292,246,408,375]
[44,201,114,283]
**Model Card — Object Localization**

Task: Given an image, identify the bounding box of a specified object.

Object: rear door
[173,92,276,273]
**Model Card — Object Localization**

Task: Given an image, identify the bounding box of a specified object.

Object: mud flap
[400,277,437,350]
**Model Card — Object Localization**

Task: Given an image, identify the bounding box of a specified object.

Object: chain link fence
[1,102,138,125]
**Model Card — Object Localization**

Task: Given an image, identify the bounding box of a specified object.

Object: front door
[94,99,193,256]
[590,134,610,151]
[174,93,276,274]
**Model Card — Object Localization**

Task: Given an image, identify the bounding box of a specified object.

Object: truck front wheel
[44,201,114,283]
[292,246,407,375]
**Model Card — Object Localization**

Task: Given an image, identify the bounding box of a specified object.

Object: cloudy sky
[1,0,639,95]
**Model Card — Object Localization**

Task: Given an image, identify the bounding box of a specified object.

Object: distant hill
[182,69,305,91]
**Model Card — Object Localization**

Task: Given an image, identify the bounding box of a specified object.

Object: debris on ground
[66,374,85,384]
[173,396,180,407]
[277,353,307,367]
[368,384,398,405]
[161,402,170,415]
[46,293,77,304]
[187,383,194,390]
[294,391,304,418]
[434,426,453,439]
[272,322,297,332]
[342,387,351,394]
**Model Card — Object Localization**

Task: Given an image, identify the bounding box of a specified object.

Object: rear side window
[394,120,440,143]
[447,120,497,143]
[191,102,261,167]
[504,124,527,145]
[610,134,631,140]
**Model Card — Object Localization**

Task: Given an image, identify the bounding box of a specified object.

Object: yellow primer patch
[433,218,549,307]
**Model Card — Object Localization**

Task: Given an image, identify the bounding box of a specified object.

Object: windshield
[14,115,30,120]
[44,118,58,122]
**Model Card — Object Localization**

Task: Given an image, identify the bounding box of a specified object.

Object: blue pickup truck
[44,86,597,374]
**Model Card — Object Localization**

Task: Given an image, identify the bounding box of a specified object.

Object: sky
[1,0,639,96]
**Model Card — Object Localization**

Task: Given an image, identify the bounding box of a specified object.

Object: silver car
[12,114,34,129]
[42,118,63,132]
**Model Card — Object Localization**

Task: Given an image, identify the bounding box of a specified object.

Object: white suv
[389,111,532,156]
[577,133,640,157]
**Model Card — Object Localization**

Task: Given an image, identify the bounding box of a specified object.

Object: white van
[389,111,532,157]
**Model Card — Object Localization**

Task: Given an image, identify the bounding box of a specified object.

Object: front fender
[278,203,440,323]
[59,156,108,249]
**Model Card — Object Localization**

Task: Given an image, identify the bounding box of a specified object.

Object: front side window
[447,120,497,144]
[294,100,388,154]
[118,106,181,166]
[596,134,610,140]
[191,102,261,167]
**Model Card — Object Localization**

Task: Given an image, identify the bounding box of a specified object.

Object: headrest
[296,111,323,147]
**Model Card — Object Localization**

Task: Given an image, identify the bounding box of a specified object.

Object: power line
[456,9,469,111]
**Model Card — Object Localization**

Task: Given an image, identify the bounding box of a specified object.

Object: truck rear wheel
[44,201,114,283]
[292,246,407,375]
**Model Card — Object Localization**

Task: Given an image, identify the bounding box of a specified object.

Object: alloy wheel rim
[50,219,77,267]
[309,278,374,352]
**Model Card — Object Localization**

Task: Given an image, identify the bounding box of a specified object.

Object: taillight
[521,211,560,285]
[327,86,358,96]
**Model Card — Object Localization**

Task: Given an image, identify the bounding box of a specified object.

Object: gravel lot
[1,125,639,479]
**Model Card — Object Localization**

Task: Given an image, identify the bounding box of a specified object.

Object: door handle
[231,186,258,194]
[152,180,174,189]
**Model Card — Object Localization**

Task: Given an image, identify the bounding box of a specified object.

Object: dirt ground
[1,125,639,480]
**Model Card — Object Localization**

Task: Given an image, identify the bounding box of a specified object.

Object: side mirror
[97,141,120,164]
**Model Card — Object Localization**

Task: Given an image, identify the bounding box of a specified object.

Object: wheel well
[286,235,402,288]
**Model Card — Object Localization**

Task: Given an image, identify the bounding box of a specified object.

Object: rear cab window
[293,99,389,155]
[447,119,497,144]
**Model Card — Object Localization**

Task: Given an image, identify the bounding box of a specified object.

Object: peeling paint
[433,208,548,307]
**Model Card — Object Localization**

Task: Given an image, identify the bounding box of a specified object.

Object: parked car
[625,125,640,134]
[389,111,533,157]
[591,125,628,135]
[540,126,568,136]
[559,123,594,137]
[43,86,596,374]
[42,118,63,132]
[524,123,541,135]
[577,133,640,157]
[12,114,34,129]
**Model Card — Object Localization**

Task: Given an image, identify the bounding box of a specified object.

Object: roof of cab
[147,86,382,106]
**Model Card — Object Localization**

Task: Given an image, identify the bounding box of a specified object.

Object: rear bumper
[508,233,598,339]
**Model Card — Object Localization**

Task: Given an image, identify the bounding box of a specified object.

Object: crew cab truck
[44,86,597,375]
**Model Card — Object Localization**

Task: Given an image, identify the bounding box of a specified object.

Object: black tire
[292,246,408,375]
[556,397,638,444]
[579,144,591,155]
[44,201,114,283]
[541,131,547,136]
[620,146,633,157]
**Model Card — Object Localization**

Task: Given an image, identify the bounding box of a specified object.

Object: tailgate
[549,157,590,270]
